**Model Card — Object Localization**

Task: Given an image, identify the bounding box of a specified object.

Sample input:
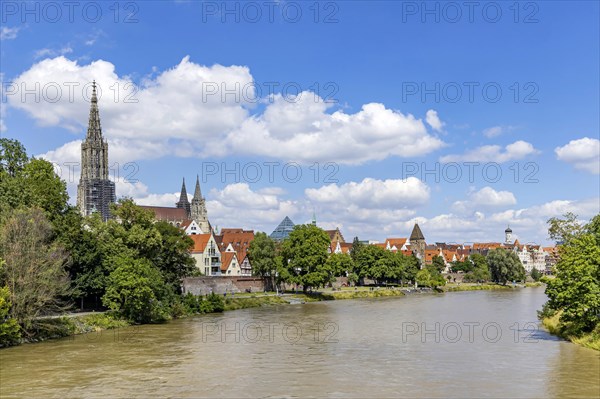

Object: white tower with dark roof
[505,225,513,244]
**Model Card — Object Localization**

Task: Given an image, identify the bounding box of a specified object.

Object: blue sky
[1,0,599,244]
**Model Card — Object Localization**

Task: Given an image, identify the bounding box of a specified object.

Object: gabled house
[221,252,242,275]
[190,233,222,276]
[180,219,203,235]
[216,228,255,276]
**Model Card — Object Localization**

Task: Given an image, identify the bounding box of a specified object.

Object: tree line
[248,223,529,293]
[0,139,204,347]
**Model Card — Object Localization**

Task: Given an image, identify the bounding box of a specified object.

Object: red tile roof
[217,229,255,263]
[190,234,212,252]
[138,206,188,222]
[221,252,236,272]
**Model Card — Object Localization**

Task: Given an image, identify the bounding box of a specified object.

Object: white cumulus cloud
[555,137,600,174]
[440,140,539,163]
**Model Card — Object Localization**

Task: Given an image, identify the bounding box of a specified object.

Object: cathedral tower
[191,175,210,233]
[175,178,191,219]
[77,81,116,221]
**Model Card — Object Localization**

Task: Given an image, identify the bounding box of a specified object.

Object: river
[1,287,598,398]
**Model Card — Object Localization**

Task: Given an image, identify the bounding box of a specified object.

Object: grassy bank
[224,295,289,311]
[541,311,600,351]
[442,283,519,292]
[23,313,131,343]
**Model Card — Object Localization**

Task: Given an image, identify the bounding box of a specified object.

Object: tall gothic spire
[193,174,202,200]
[175,177,191,218]
[179,178,188,202]
[77,80,116,221]
[86,80,103,141]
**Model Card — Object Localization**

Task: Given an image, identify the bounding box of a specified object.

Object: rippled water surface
[1,287,599,398]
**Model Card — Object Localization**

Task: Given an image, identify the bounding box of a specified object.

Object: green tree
[248,232,278,290]
[404,254,421,285]
[324,253,355,283]
[102,254,170,323]
[530,267,543,282]
[545,233,600,333]
[153,221,196,291]
[548,212,584,245]
[586,214,600,246]
[353,244,387,283]
[0,138,28,177]
[0,140,69,224]
[349,236,364,263]
[487,248,526,285]
[0,259,21,347]
[431,255,446,273]
[0,208,70,333]
[463,254,491,283]
[280,224,331,292]
[451,259,473,273]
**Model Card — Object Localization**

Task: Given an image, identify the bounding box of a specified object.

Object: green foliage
[586,214,600,247]
[487,248,526,285]
[0,138,28,177]
[153,221,196,291]
[0,140,69,224]
[0,208,70,332]
[248,232,280,291]
[530,267,543,282]
[324,253,355,282]
[102,255,171,324]
[462,254,491,283]
[545,233,600,333]
[280,224,331,291]
[349,236,364,263]
[0,282,21,347]
[249,232,277,277]
[547,212,584,245]
[431,255,446,273]
[415,269,431,287]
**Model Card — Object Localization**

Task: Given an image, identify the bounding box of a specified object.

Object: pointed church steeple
[191,174,210,233]
[175,178,191,219]
[193,175,202,201]
[86,80,103,141]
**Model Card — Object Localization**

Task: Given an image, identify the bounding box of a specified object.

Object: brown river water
[1,287,598,398]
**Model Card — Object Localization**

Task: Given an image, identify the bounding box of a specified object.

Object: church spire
[175,177,191,218]
[179,178,188,202]
[86,80,103,141]
[193,174,202,200]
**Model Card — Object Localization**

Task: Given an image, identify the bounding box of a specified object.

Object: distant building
[215,228,255,276]
[505,225,513,244]
[325,227,345,243]
[409,223,426,261]
[139,175,211,232]
[77,81,115,221]
[270,216,295,241]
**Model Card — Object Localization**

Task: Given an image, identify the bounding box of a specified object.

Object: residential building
[190,233,222,276]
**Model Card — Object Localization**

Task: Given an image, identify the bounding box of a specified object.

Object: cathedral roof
[138,205,188,221]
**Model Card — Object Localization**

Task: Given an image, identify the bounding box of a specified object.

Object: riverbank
[541,311,600,351]
[441,282,542,292]
[5,283,544,347]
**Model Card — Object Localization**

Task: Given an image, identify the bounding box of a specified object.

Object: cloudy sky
[1,1,598,244]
